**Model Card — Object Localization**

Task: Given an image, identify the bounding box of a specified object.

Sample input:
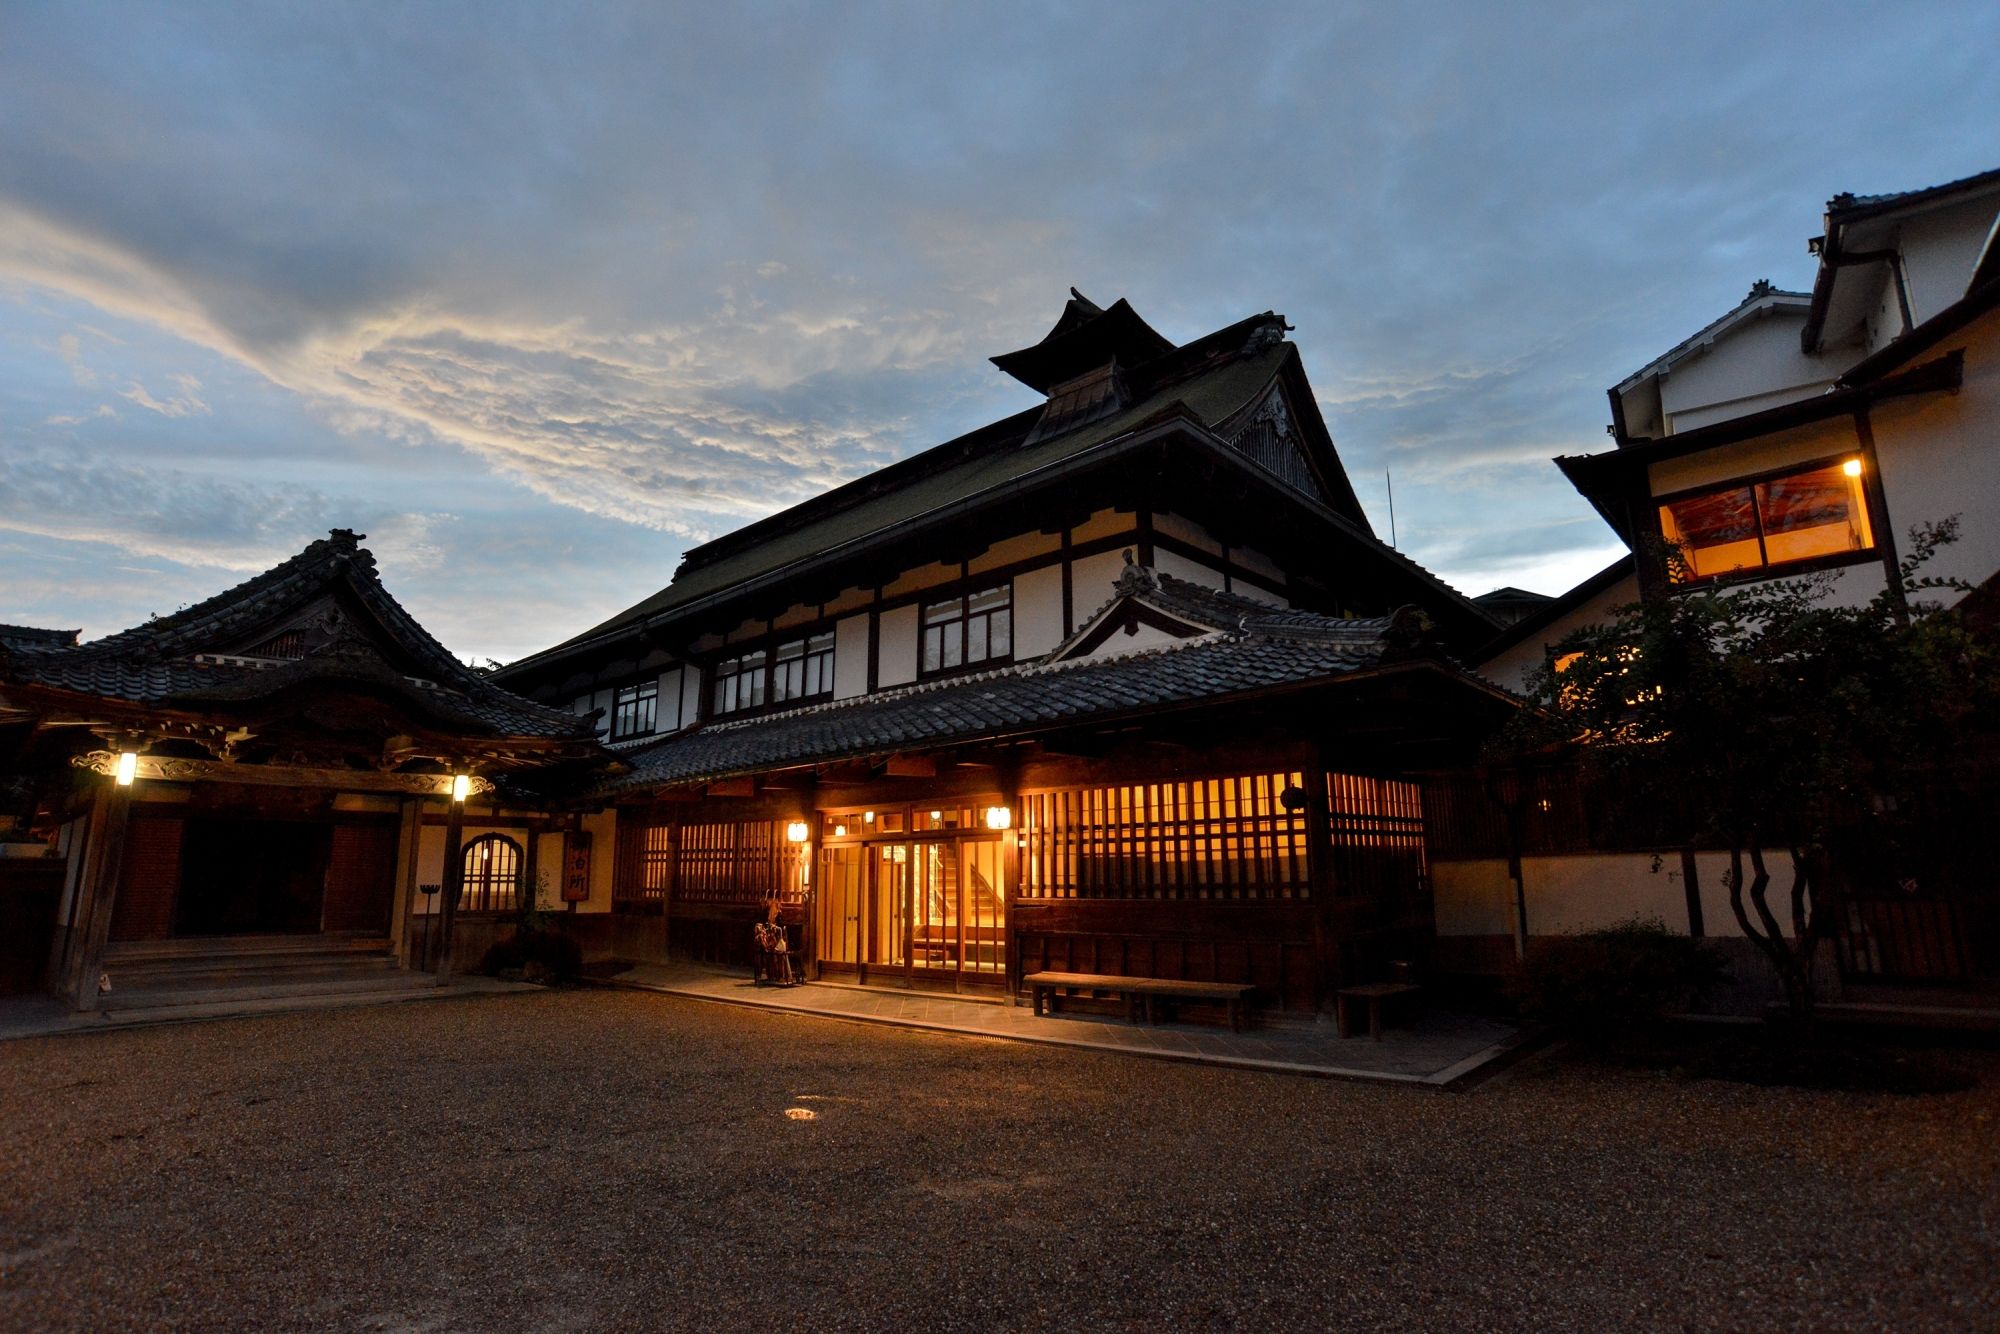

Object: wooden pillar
[392,796,424,966]
[522,819,542,922]
[1303,756,1339,1014]
[434,788,467,986]
[662,815,679,959]
[66,782,132,1012]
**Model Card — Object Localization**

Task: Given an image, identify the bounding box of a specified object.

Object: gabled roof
[0,530,593,741]
[989,290,1177,392]
[1804,165,2000,353]
[605,570,1485,790]
[1830,165,2000,222]
[499,301,1443,679]
[1613,280,1811,397]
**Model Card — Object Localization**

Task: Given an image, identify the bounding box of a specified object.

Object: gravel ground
[1,989,1996,1333]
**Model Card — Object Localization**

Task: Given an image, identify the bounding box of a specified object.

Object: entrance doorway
[176,817,332,936]
[816,837,1006,990]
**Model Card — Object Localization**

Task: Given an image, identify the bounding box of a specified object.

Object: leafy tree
[1498,521,1995,1029]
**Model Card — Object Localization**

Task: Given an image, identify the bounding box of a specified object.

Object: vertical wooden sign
[562,830,592,903]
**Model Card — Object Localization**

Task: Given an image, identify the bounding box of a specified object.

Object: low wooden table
[1024,971,1257,1032]
[1336,982,1423,1040]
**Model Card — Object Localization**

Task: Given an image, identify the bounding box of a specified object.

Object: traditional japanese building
[0,530,606,1010]
[494,294,1516,1012]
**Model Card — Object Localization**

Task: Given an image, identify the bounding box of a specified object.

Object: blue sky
[3,2,1996,661]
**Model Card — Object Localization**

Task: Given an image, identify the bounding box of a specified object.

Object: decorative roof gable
[0,530,593,741]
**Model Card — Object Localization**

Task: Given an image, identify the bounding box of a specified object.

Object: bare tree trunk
[1727,843,1816,1037]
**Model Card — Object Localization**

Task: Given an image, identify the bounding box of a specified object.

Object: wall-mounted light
[833,823,847,838]
[983,805,1012,831]
[1842,457,1863,478]
[785,820,811,844]
[114,752,138,786]
[451,773,472,803]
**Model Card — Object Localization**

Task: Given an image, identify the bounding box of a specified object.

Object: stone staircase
[98,935,435,1015]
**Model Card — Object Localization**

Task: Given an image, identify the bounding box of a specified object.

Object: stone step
[102,970,438,1013]
[106,957,405,993]
[104,934,392,964]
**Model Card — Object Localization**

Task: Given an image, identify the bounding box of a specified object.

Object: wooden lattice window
[672,820,795,904]
[459,834,522,914]
[1020,772,1311,900]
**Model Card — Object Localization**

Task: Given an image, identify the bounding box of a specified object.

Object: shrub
[478,926,583,984]
[1510,920,1726,1041]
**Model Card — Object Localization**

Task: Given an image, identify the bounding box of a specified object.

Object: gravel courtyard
[2,990,1996,1332]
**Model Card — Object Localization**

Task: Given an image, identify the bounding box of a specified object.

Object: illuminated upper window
[1658,457,1874,583]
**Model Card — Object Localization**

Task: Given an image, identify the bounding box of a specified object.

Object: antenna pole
[1386,470,1397,549]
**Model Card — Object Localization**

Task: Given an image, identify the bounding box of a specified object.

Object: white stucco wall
[1899,193,2000,324]
[1477,569,1638,696]
[832,613,870,699]
[1866,305,2000,598]
[1012,564,1066,658]
[1433,849,1795,941]
[679,666,702,730]
[655,667,684,733]
[1153,548,1226,590]
[1069,549,1130,627]
[1658,309,1844,433]
[877,604,918,686]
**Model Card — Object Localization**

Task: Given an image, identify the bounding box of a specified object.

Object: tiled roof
[511,312,1299,667]
[0,624,80,651]
[0,531,593,741]
[607,572,1435,791]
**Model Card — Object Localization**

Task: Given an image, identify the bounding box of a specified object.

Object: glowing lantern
[114,752,138,786]
[450,773,472,803]
[785,820,810,844]
[984,805,1012,831]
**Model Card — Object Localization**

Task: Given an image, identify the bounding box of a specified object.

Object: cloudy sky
[2,3,1995,662]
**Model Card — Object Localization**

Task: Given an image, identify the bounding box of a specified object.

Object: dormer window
[922,585,1011,675]
[1658,456,1876,584]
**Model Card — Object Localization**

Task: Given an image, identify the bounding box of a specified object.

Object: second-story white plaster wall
[833,613,869,699]
[877,604,918,686]
[1012,564,1065,657]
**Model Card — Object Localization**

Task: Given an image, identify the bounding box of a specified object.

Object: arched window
[459,834,523,914]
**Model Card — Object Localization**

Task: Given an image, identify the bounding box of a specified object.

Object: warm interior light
[929,810,943,822]
[833,823,847,838]
[114,752,138,786]
[785,820,810,844]
[450,773,471,803]
[1842,457,1863,477]
[863,810,874,824]
[984,805,1012,831]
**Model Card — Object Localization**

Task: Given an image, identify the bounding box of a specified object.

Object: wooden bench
[1336,982,1423,1040]
[1024,971,1257,1032]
